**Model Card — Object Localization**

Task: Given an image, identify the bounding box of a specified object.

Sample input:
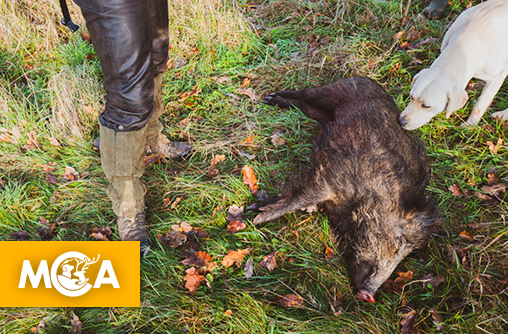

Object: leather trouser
[73,0,169,220]
[73,0,169,132]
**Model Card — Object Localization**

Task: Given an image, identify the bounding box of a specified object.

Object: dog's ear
[445,88,468,118]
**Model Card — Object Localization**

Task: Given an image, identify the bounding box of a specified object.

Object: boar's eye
[395,236,407,252]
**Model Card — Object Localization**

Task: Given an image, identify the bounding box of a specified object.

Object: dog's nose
[398,115,408,127]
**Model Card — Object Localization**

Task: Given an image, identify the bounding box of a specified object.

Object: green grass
[1,0,507,333]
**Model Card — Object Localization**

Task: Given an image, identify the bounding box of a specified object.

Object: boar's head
[343,203,436,302]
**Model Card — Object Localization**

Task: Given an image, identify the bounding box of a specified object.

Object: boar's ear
[445,87,468,118]
[402,208,436,248]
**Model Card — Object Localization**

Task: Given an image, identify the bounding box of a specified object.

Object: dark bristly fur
[255,77,437,299]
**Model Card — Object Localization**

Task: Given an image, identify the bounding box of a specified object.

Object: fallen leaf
[48,136,61,147]
[244,258,254,279]
[475,191,498,205]
[448,184,463,197]
[180,86,201,100]
[224,309,233,317]
[325,245,335,259]
[397,271,413,281]
[458,231,474,241]
[467,222,488,229]
[165,231,187,247]
[184,267,206,295]
[238,150,256,160]
[162,198,171,208]
[27,131,40,147]
[71,313,82,334]
[279,294,304,308]
[90,232,109,241]
[92,139,100,151]
[271,131,286,146]
[173,222,193,233]
[207,163,219,177]
[45,173,58,184]
[487,138,503,154]
[481,183,507,196]
[144,154,161,166]
[0,133,15,143]
[405,26,422,41]
[63,166,79,182]
[487,172,499,186]
[178,118,188,127]
[241,77,251,87]
[211,154,225,165]
[430,309,445,331]
[226,93,240,101]
[216,76,231,84]
[393,277,407,290]
[381,279,396,293]
[37,218,55,240]
[242,165,258,194]
[42,164,57,172]
[407,57,423,66]
[182,251,213,268]
[400,310,418,334]
[222,247,252,268]
[428,275,446,287]
[453,245,469,264]
[292,230,299,239]
[260,252,277,271]
[90,226,112,238]
[227,220,247,233]
[81,32,91,43]
[12,231,30,240]
[392,31,404,40]
[11,126,21,142]
[238,88,258,100]
[171,197,182,210]
[226,204,244,223]
[238,136,255,146]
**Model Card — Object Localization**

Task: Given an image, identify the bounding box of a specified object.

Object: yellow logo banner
[0,241,140,307]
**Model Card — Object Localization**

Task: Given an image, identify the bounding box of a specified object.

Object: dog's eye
[421,103,431,109]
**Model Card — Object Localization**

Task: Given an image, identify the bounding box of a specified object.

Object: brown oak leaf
[222,247,252,268]
[184,267,206,295]
[260,252,277,271]
[401,310,418,334]
[242,165,258,194]
[63,166,79,182]
[279,294,304,308]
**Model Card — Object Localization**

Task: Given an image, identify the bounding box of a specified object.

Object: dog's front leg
[466,74,508,126]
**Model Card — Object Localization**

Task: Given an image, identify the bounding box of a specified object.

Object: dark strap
[59,0,79,33]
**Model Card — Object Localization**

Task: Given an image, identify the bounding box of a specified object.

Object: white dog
[399,0,508,130]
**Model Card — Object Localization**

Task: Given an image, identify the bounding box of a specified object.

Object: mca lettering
[18,252,119,297]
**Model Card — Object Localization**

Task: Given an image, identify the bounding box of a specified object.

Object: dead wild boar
[254,77,437,302]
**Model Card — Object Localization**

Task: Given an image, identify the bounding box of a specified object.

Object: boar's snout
[351,260,376,289]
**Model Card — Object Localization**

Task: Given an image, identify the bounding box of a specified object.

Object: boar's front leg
[253,166,334,225]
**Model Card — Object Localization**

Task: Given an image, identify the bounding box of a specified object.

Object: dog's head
[398,69,469,130]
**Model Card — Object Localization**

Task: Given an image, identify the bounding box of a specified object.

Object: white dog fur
[399,0,508,130]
